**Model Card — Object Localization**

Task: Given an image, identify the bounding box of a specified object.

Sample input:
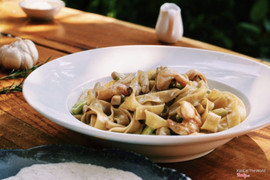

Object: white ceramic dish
[19,0,65,20]
[23,45,270,163]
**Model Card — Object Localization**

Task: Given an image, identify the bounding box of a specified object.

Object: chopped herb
[0,57,51,94]
[0,81,24,94]
[175,114,183,123]
[0,57,51,80]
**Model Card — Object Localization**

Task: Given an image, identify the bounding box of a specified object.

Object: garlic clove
[21,52,34,69]
[0,45,8,66]
[1,47,22,69]
[25,39,39,64]
[14,38,30,54]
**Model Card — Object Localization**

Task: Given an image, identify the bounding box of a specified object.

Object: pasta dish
[71,67,246,135]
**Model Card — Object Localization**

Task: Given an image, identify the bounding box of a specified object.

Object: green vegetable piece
[115,76,120,81]
[175,82,183,89]
[212,108,228,117]
[175,114,183,123]
[141,125,154,135]
[71,98,87,115]
[172,82,183,89]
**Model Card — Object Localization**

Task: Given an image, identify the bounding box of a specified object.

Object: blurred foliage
[63,0,270,60]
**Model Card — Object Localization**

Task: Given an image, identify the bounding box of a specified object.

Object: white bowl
[23,45,270,162]
[19,0,65,20]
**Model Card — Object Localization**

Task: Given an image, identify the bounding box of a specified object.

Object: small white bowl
[19,0,65,20]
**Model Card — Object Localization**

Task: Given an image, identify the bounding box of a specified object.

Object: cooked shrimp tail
[96,83,130,100]
[168,101,201,135]
[155,67,189,90]
[186,69,207,83]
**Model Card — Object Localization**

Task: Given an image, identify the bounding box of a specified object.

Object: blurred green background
[63,0,270,61]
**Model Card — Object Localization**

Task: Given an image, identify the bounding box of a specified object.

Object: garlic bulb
[0,38,39,69]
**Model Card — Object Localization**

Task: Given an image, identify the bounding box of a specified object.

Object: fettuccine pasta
[71,67,246,135]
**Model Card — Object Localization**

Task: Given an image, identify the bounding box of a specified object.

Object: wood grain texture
[0,92,101,149]
[1,1,270,179]
[160,135,270,180]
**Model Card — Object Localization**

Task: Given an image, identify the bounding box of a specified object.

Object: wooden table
[1,1,269,179]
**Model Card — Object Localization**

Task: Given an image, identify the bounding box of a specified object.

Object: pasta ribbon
[134,104,165,120]
[169,80,208,116]
[88,105,109,130]
[136,89,181,104]
[201,112,221,132]
[145,110,168,129]
[119,88,141,111]
[72,66,247,136]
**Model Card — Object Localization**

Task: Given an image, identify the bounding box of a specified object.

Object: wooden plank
[160,135,270,180]
[248,128,270,161]
[0,93,100,149]
[0,131,21,149]
[0,109,60,148]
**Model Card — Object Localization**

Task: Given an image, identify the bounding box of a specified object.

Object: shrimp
[168,101,202,135]
[186,69,207,83]
[155,67,189,90]
[96,83,130,101]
